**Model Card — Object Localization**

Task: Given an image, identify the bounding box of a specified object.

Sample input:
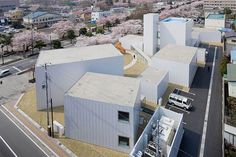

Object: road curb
[16,68,32,75]
[1,58,22,66]
[14,93,77,157]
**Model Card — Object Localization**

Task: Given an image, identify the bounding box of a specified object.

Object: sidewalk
[4,103,70,157]
[0,55,22,66]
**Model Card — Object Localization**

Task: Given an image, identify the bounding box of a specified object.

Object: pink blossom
[51,20,74,38]
[12,30,49,51]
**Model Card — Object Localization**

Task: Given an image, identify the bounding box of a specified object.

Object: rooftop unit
[130,107,184,157]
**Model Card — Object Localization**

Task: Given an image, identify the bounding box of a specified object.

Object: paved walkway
[124,51,137,70]
[4,103,70,157]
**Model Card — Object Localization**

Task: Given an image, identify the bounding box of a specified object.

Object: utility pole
[44,63,51,136]
[50,98,54,138]
[156,120,160,157]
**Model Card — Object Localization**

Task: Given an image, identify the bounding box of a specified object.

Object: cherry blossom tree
[112,19,143,35]
[96,13,129,26]
[12,30,49,52]
[51,20,74,39]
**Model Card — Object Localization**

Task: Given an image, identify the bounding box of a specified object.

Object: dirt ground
[18,87,128,157]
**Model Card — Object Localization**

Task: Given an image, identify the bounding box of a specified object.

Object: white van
[168,93,192,110]
[0,69,11,78]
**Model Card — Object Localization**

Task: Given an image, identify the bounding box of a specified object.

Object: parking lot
[166,89,195,114]
[162,44,223,157]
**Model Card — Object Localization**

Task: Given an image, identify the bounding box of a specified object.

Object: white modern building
[160,17,193,49]
[139,67,169,104]
[119,35,143,51]
[230,49,236,64]
[151,44,198,88]
[227,64,236,98]
[143,13,159,57]
[130,107,184,157]
[35,44,124,110]
[205,13,225,29]
[23,11,62,28]
[192,27,222,44]
[91,11,111,22]
[64,72,141,153]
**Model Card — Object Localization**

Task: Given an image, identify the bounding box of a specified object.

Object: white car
[0,69,11,78]
[168,93,192,110]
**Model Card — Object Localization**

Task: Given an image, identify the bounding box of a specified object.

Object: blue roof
[162,17,188,23]
[24,12,47,19]
[231,50,236,61]
[207,14,225,20]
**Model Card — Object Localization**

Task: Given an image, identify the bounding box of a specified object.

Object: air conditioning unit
[144,148,156,157]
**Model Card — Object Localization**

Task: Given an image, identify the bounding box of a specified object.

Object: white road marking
[0,136,18,157]
[221,78,225,157]
[0,108,50,157]
[169,105,190,114]
[199,46,217,157]
[12,66,22,72]
[187,91,196,96]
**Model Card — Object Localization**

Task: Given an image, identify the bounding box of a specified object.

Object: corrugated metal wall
[64,95,140,153]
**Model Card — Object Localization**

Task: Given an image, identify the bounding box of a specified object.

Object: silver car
[168,93,192,110]
[0,69,11,78]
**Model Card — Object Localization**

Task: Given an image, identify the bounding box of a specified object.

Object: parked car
[168,93,192,110]
[0,69,11,78]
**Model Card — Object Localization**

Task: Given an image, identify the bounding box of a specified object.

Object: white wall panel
[64,94,141,153]
[36,55,123,110]
[151,59,189,87]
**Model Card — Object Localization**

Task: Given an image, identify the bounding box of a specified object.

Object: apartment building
[204,0,236,12]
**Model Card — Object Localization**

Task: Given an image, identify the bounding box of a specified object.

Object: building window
[118,111,129,122]
[118,136,129,147]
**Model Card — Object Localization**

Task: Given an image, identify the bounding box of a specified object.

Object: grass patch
[124,53,133,66]
[18,86,128,157]
[124,57,147,77]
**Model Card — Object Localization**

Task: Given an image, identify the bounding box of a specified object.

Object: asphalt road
[0,108,47,157]
[0,55,37,77]
[203,46,222,157]
[165,44,222,157]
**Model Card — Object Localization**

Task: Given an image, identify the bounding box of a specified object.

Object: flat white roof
[36,44,122,66]
[152,44,197,64]
[140,67,168,85]
[66,72,140,107]
[119,34,143,43]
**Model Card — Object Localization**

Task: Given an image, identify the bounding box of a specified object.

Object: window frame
[118,135,130,148]
[118,111,130,123]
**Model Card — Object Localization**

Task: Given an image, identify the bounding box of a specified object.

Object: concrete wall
[151,59,190,87]
[228,82,236,98]
[188,53,198,87]
[144,14,159,56]
[186,20,194,46]
[35,56,124,110]
[157,72,169,101]
[160,22,186,49]
[197,49,206,64]
[199,30,221,43]
[205,19,225,29]
[119,35,143,50]
[140,72,169,103]
[224,124,236,147]
[64,89,141,153]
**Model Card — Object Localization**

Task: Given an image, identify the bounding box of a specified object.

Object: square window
[118,136,129,147]
[118,111,129,122]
